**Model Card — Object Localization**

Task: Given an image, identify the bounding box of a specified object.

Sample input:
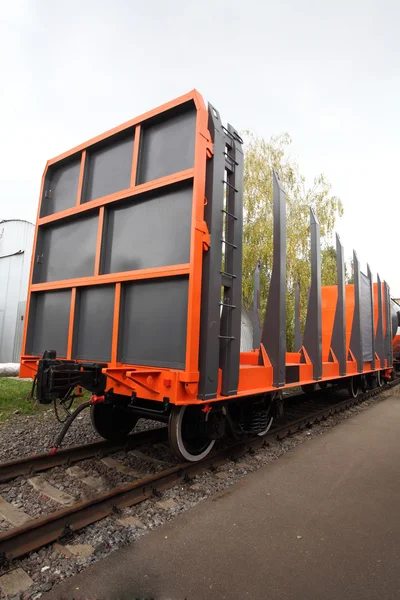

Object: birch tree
[242,132,343,349]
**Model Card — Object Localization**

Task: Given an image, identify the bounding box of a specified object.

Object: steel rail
[0,427,168,483]
[0,379,398,565]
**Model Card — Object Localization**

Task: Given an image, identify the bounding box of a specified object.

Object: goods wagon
[20,90,398,461]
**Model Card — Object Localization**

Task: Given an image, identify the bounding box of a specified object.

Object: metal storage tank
[0,219,35,363]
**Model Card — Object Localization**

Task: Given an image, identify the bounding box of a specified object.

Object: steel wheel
[348,377,359,398]
[376,370,384,387]
[91,403,138,441]
[168,405,215,462]
[319,381,328,391]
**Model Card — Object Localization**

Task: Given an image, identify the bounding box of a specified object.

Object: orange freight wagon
[20,90,398,461]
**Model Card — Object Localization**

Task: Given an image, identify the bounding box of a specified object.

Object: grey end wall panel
[34,213,98,283]
[137,107,196,184]
[360,272,373,362]
[84,133,134,203]
[102,185,192,274]
[41,159,81,217]
[73,285,115,362]
[26,290,71,358]
[119,277,188,369]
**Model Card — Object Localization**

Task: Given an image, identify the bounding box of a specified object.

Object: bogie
[166,394,277,462]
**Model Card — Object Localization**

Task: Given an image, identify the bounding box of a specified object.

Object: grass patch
[0,378,47,423]
[0,378,92,423]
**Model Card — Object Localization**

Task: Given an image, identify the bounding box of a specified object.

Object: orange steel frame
[20,90,391,407]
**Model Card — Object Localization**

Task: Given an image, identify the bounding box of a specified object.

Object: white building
[0,219,35,363]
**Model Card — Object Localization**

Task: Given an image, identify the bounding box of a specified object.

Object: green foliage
[242,132,343,350]
[321,245,338,286]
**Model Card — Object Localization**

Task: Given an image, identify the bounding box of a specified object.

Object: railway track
[0,379,398,566]
[0,426,167,484]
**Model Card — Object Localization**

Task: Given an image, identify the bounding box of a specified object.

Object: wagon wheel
[91,403,138,441]
[318,381,328,391]
[348,377,359,398]
[168,405,215,462]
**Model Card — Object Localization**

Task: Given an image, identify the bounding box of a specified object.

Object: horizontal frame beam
[38,169,194,227]
[30,263,191,292]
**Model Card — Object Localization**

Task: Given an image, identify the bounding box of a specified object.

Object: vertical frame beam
[349,251,363,372]
[367,264,376,370]
[198,105,225,399]
[294,281,302,351]
[260,170,286,387]
[184,92,209,377]
[219,123,244,396]
[76,151,87,206]
[376,275,384,366]
[252,261,261,349]
[111,283,121,364]
[303,209,322,380]
[67,287,77,359]
[130,125,141,188]
[94,206,105,276]
[331,233,346,375]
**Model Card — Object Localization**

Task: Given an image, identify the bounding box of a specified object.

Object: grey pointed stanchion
[303,209,322,380]
[331,233,346,375]
[259,170,287,387]
[252,261,262,349]
[349,251,363,372]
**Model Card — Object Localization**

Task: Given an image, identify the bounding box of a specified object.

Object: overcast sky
[1,0,399,294]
